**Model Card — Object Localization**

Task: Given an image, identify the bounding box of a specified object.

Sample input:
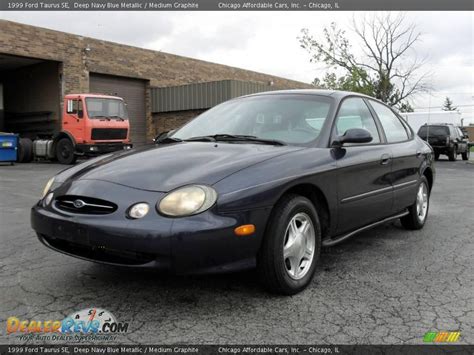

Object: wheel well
[281,184,330,238]
[423,167,433,192]
[53,132,75,150]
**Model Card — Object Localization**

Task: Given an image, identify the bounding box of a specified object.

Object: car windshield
[171,94,333,145]
[418,126,449,136]
[86,98,129,119]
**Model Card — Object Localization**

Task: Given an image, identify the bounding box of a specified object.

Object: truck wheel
[56,138,77,165]
[462,149,470,161]
[18,138,33,163]
[448,146,457,161]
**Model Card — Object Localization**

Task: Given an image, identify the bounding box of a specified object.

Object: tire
[448,146,457,161]
[257,194,321,295]
[18,138,33,163]
[55,138,77,165]
[400,176,430,230]
[462,149,470,161]
[434,152,440,161]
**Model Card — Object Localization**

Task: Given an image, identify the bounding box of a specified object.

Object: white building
[400,111,463,133]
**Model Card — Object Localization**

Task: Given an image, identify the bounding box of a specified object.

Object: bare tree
[299,13,431,108]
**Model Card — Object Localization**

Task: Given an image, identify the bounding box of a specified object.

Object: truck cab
[56,94,132,164]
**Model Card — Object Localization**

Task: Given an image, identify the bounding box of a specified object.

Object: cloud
[1,12,174,46]
[1,11,472,115]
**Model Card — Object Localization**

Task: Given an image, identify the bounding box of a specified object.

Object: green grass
[471,146,474,152]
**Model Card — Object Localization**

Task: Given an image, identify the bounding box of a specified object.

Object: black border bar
[1,0,473,11]
[2,345,474,354]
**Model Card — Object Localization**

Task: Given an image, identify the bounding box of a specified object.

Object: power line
[413,104,474,109]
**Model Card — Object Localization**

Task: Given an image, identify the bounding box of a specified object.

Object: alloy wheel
[416,182,429,223]
[283,212,315,280]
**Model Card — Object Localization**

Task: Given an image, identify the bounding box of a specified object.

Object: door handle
[380,154,391,165]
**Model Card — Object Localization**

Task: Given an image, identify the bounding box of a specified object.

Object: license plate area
[53,221,89,244]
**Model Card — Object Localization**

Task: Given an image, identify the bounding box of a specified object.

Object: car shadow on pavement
[71,222,399,299]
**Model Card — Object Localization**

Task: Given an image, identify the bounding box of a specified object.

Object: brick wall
[0,20,312,142]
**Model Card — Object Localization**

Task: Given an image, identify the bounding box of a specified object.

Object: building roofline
[0,19,310,88]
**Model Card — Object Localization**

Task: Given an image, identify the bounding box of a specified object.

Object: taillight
[446,136,450,145]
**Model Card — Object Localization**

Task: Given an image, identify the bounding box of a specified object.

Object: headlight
[158,185,217,217]
[43,192,54,207]
[42,177,55,199]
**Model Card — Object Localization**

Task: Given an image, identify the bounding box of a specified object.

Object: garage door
[90,73,147,145]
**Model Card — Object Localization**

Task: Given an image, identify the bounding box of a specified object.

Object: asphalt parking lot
[1,157,473,345]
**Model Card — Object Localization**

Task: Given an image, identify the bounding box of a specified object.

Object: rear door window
[370,100,410,142]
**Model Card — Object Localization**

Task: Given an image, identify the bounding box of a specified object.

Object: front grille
[55,195,118,215]
[91,128,127,140]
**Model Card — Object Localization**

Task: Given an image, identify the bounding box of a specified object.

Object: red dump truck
[16,94,132,164]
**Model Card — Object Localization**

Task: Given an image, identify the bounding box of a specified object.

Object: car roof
[240,89,374,100]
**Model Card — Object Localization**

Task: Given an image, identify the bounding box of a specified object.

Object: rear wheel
[257,194,321,295]
[56,138,77,165]
[448,146,457,161]
[462,149,470,161]
[401,176,430,230]
[18,138,33,163]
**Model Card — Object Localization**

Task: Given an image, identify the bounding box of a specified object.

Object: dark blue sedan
[31,90,435,294]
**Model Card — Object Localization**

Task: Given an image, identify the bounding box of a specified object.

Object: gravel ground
[0,157,473,345]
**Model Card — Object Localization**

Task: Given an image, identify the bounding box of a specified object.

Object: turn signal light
[234,224,255,236]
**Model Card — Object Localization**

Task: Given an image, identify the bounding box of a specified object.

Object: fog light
[43,192,54,207]
[89,146,98,152]
[128,203,149,219]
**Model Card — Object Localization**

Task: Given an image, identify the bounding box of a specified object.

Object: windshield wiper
[90,115,111,121]
[109,115,125,121]
[185,134,286,146]
[156,136,183,144]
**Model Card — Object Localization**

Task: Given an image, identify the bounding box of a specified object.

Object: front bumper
[75,143,133,156]
[31,180,270,274]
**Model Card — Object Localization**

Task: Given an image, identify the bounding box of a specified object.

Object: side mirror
[154,130,176,143]
[332,128,373,147]
[77,100,84,118]
[154,131,168,143]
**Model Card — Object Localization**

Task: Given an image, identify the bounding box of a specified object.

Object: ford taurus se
[31,90,435,295]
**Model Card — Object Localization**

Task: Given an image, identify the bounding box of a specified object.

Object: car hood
[58,142,303,192]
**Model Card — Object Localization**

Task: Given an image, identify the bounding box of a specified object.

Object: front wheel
[56,138,77,165]
[400,177,430,230]
[257,194,321,295]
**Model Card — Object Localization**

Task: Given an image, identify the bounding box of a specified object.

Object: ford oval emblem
[73,199,86,208]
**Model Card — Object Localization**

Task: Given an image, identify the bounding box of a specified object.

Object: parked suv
[418,124,470,161]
